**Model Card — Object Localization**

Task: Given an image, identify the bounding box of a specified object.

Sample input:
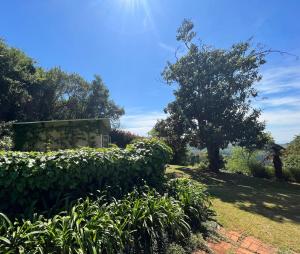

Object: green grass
[166,165,300,252]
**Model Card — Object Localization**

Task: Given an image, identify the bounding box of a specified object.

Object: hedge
[0,138,173,216]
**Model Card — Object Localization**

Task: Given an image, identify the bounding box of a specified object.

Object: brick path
[194,228,278,254]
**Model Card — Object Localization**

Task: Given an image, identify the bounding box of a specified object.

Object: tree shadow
[168,166,300,224]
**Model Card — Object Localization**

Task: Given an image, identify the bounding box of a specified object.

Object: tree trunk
[273,154,283,179]
[207,144,221,172]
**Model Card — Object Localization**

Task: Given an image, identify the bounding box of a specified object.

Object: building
[13,118,111,151]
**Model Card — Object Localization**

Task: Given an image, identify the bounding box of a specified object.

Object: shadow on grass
[167,166,300,224]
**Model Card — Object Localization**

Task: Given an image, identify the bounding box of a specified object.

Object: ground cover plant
[0,139,172,217]
[0,179,215,254]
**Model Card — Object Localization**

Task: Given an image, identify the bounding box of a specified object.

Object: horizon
[1,0,300,143]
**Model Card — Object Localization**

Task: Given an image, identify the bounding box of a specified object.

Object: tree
[152,105,189,165]
[0,39,38,121]
[0,39,124,124]
[85,76,125,126]
[110,129,141,148]
[262,134,285,180]
[162,20,267,171]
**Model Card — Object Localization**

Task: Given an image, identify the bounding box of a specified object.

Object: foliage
[161,20,268,171]
[0,39,124,125]
[110,189,190,253]
[0,136,13,151]
[226,146,274,179]
[0,139,173,216]
[226,147,254,175]
[0,189,189,254]
[110,129,141,148]
[249,162,274,179]
[262,134,285,179]
[185,233,209,253]
[167,178,215,234]
[284,135,300,156]
[0,178,216,254]
[0,121,14,151]
[166,243,186,254]
[0,39,37,121]
[282,135,300,182]
[153,114,188,165]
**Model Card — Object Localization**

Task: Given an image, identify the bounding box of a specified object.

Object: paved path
[194,228,279,254]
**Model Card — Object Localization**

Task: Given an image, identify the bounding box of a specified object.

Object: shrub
[110,189,190,253]
[0,138,173,216]
[283,154,300,182]
[226,147,250,174]
[185,233,208,253]
[283,135,300,183]
[0,136,13,151]
[0,189,191,254]
[110,129,141,148]
[226,146,275,179]
[0,121,14,151]
[167,178,215,234]
[166,243,186,254]
[249,162,274,179]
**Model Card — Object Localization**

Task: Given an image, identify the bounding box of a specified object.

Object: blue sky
[1,0,300,143]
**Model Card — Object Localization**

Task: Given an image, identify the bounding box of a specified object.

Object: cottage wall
[13,119,111,151]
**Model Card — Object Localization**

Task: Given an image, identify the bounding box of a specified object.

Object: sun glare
[120,0,147,11]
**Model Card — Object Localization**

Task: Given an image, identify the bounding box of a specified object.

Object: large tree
[153,106,189,165]
[0,39,124,125]
[162,20,267,171]
[0,39,38,121]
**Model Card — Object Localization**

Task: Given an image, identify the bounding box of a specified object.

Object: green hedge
[0,138,173,216]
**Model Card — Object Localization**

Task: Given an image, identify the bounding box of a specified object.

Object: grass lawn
[166,165,300,253]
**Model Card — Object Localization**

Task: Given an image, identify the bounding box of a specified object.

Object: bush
[0,188,191,254]
[0,121,14,151]
[283,154,300,182]
[166,243,186,254]
[226,147,250,174]
[110,129,141,148]
[0,138,173,216]
[283,135,300,183]
[226,146,275,179]
[249,162,274,179]
[0,136,13,151]
[185,233,208,253]
[167,178,215,234]
[110,189,190,253]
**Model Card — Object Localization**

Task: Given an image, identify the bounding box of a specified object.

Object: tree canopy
[0,39,124,125]
[159,20,267,171]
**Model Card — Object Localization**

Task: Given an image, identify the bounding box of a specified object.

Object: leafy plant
[110,129,141,148]
[0,138,173,216]
[166,243,186,254]
[0,121,14,151]
[0,187,196,254]
[283,135,300,182]
[226,146,274,179]
[167,178,215,234]
[110,188,190,253]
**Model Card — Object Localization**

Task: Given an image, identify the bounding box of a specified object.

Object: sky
[1,0,300,143]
